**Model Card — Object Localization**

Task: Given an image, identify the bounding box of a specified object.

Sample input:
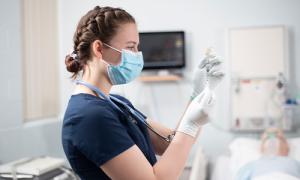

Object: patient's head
[260,128,289,156]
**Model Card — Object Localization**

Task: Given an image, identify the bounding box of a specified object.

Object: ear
[91,40,103,59]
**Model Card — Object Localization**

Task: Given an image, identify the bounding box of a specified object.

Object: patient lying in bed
[236,128,300,180]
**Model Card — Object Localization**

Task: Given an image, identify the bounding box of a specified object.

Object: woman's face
[102,23,139,66]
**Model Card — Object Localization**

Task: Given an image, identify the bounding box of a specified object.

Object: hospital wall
[0,0,300,173]
[0,0,64,163]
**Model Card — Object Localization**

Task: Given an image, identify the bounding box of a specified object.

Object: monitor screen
[139,31,185,70]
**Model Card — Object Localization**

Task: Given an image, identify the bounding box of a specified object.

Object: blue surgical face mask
[103,43,144,85]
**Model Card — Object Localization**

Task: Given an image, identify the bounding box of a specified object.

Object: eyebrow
[126,41,138,45]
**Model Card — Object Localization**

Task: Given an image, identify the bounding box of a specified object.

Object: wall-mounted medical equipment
[228,25,294,132]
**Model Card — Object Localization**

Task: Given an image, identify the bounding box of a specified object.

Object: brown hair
[65,6,136,78]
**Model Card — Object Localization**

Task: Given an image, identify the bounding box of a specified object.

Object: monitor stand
[139,69,182,82]
[157,69,171,76]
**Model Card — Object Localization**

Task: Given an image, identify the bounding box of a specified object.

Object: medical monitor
[139,31,185,70]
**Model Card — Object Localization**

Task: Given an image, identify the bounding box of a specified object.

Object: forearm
[153,132,195,180]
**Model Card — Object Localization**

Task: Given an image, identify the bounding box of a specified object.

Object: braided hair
[65,6,136,78]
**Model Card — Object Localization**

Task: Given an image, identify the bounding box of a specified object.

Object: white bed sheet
[253,172,300,180]
[212,155,300,180]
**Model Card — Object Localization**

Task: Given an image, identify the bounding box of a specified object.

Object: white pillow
[228,137,300,176]
[229,138,262,176]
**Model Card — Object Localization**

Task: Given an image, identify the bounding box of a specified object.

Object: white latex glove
[191,48,224,100]
[177,87,215,137]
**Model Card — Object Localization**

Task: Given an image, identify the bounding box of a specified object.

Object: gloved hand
[177,87,215,137]
[191,48,224,100]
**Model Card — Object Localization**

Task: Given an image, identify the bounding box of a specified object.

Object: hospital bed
[189,146,207,180]
[211,137,300,180]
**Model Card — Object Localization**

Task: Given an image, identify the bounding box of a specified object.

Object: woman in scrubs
[62,6,224,180]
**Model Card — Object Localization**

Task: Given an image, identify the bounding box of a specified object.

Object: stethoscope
[75,80,174,142]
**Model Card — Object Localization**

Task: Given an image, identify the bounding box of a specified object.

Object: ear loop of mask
[103,43,122,53]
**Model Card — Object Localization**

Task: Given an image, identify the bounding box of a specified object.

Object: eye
[127,46,135,51]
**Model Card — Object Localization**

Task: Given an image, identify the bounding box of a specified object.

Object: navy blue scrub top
[62,93,157,180]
